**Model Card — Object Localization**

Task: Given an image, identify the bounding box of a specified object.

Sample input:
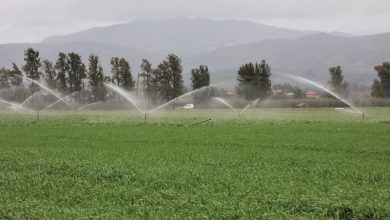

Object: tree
[9,63,23,86]
[66,52,86,92]
[110,57,121,86]
[110,57,134,90]
[139,59,153,98]
[87,54,106,101]
[191,65,212,105]
[236,60,272,100]
[22,48,41,80]
[372,62,390,98]
[328,66,347,94]
[168,54,184,99]
[236,63,257,100]
[22,48,42,93]
[0,68,10,89]
[153,54,184,101]
[258,60,272,98]
[55,52,69,92]
[191,65,210,90]
[42,60,57,89]
[292,86,304,98]
[371,79,384,98]
[119,58,134,90]
[154,61,171,101]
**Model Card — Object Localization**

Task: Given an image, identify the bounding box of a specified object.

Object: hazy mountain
[0,42,162,72]
[185,33,390,85]
[44,18,315,56]
[1,19,389,86]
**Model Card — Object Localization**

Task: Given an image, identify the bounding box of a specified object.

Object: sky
[1,0,390,43]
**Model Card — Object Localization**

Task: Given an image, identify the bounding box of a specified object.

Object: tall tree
[9,63,23,86]
[42,60,57,89]
[328,66,347,94]
[0,68,10,89]
[110,57,134,90]
[191,65,212,105]
[139,59,153,98]
[154,61,171,100]
[168,54,183,99]
[153,54,184,101]
[66,52,86,92]
[110,57,121,86]
[372,62,390,98]
[236,60,272,100]
[371,79,384,98]
[55,52,69,92]
[87,54,106,101]
[119,58,134,90]
[22,48,41,80]
[258,60,272,98]
[236,63,257,100]
[22,48,42,93]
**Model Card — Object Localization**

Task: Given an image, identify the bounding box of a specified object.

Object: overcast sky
[1,0,389,43]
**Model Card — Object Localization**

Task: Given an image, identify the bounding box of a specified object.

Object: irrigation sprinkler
[144,113,149,124]
[362,113,365,124]
[187,118,212,127]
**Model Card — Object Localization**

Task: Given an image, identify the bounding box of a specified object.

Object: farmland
[0,108,390,219]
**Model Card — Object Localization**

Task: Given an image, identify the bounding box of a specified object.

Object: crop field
[0,108,390,219]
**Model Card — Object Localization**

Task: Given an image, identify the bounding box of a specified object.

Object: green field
[0,108,390,219]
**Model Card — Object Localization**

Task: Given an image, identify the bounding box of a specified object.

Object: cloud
[0,0,389,43]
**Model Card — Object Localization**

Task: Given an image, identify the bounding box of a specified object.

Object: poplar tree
[139,59,153,98]
[191,65,212,105]
[42,60,57,89]
[119,58,134,90]
[328,66,347,94]
[372,62,390,98]
[236,60,272,100]
[55,52,69,92]
[87,54,106,101]
[67,52,86,92]
[22,48,41,81]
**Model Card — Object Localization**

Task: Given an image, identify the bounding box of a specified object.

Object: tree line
[0,47,274,105]
[1,47,389,107]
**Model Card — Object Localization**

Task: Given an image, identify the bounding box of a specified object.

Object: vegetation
[22,48,42,92]
[55,52,69,92]
[372,62,390,98]
[152,54,184,102]
[2,47,390,108]
[22,48,41,81]
[110,57,134,91]
[139,59,154,99]
[236,60,272,100]
[87,55,106,101]
[42,60,57,89]
[191,65,212,105]
[0,109,389,219]
[328,66,347,95]
[0,49,189,106]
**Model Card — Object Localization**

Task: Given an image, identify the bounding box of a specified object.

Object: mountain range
[1,18,389,86]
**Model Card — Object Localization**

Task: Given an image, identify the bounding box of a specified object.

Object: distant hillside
[44,18,315,56]
[0,42,162,72]
[1,19,389,86]
[185,33,390,85]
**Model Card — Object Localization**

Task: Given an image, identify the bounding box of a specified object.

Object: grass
[0,108,390,219]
